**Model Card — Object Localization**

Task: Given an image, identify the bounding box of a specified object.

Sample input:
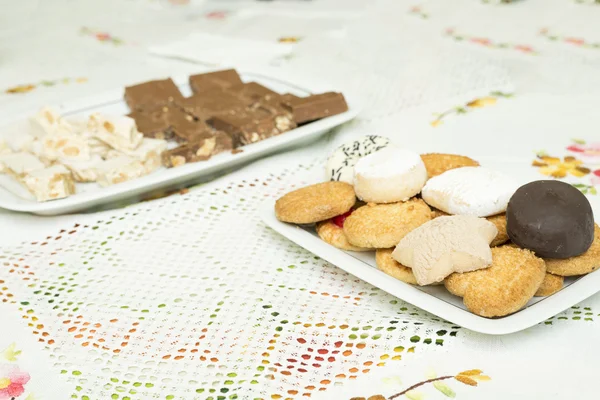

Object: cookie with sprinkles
[326,135,390,184]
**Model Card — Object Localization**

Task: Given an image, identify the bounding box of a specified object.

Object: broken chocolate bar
[128,108,171,140]
[129,105,213,143]
[283,92,348,124]
[228,82,279,103]
[208,109,283,147]
[162,132,233,167]
[124,78,184,111]
[178,90,249,121]
[189,69,243,94]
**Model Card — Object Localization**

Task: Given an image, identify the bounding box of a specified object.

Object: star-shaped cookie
[392,215,498,285]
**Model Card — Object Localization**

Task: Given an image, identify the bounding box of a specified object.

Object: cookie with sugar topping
[376,248,418,285]
[326,135,390,184]
[534,273,563,297]
[544,224,600,276]
[275,181,356,224]
[343,198,431,248]
[420,153,480,178]
[316,209,370,252]
[353,146,428,204]
[422,166,518,217]
[445,246,546,317]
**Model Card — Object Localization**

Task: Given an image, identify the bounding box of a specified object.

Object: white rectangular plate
[261,200,599,335]
[0,73,358,215]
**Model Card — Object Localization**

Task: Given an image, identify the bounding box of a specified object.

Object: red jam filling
[332,210,354,228]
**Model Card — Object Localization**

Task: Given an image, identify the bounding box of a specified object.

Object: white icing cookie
[421,166,517,217]
[353,146,427,203]
[392,215,497,286]
[326,135,390,184]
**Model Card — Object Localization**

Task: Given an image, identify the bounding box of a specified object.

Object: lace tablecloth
[1,0,600,399]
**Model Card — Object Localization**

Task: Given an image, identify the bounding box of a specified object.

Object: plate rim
[260,199,600,335]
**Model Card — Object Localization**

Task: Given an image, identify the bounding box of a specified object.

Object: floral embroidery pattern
[80,27,125,45]
[278,36,302,43]
[408,6,429,19]
[445,28,538,54]
[539,28,600,49]
[567,139,600,164]
[352,369,490,399]
[0,344,32,400]
[533,140,600,195]
[205,11,229,20]
[431,91,513,126]
[4,78,88,95]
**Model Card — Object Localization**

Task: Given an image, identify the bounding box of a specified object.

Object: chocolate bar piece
[209,109,282,147]
[248,95,297,133]
[129,105,212,143]
[162,132,233,168]
[228,82,279,103]
[178,91,249,121]
[124,78,184,111]
[284,92,348,124]
[128,108,171,140]
[189,69,243,94]
[165,107,213,143]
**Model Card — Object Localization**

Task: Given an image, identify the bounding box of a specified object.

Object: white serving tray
[0,73,359,215]
[261,200,599,335]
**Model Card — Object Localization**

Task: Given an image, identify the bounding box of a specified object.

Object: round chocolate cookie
[506,180,594,259]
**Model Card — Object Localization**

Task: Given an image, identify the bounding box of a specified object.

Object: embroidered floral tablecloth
[1,0,600,399]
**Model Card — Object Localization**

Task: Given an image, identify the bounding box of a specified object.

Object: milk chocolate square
[209,109,281,147]
[178,91,249,121]
[128,108,171,140]
[189,69,243,94]
[162,132,233,167]
[124,78,184,111]
[228,82,279,103]
[284,92,348,124]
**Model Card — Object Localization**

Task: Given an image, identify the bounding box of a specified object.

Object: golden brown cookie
[430,207,449,219]
[375,248,418,285]
[343,199,432,248]
[444,246,546,317]
[534,273,564,297]
[545,224,600,276]
[420,153,480,178]
[275,181,356,224]
[488,213,509,247]
[316,220,370,252]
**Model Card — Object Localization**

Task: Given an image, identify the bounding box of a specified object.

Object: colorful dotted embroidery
[445,28,538,54]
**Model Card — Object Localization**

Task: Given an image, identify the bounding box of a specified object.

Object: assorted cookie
[274,136,599,318]
[1,69,349,202]
[444,246,546,318]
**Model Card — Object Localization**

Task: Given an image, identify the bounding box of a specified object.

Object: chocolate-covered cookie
[506,180,594,259]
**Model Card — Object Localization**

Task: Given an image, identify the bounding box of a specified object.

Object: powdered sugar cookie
[343,198,431,248]
[420,153,480,178]
[445,246,546,317]
[275,181,356,224]
[354,147,427,203]
[545,224,600,276]
[316,212,370,252]
[422,166,518,217]
[376,248,418,285]
[534,273,563,297]
[326,135,390,184]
